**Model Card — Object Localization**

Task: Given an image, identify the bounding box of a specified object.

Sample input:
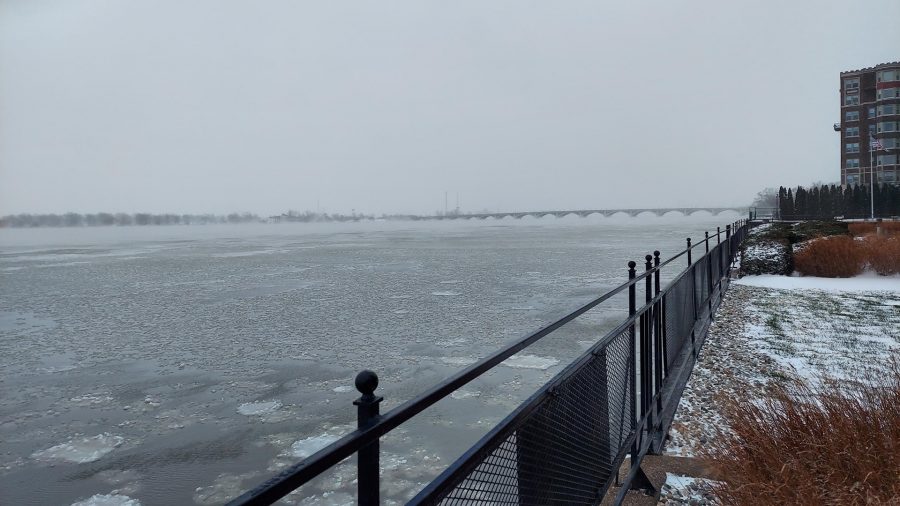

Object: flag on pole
[870,135,883,150]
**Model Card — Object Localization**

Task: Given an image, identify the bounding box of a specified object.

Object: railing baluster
[643,255,653,434]
[627,261,638,473]
[354,371,383,506]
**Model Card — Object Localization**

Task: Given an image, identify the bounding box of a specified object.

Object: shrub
[793,235,865,277]
[862,235,900,275]
[703,360,900,506]
[741,239,792,275]
[791,221,849,242]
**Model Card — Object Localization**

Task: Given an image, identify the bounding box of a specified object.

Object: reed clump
[703,360,900,505]
[793,235,866,277]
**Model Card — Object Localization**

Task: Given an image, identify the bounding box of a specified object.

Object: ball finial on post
[355,370,379,398]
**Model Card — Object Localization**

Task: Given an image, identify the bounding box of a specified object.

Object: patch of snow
[501,354,559,370]
[736,273,900,293]
[32,434,124,464]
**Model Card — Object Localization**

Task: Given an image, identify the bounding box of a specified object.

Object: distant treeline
[0,210,399,228]
[777,184,900,220]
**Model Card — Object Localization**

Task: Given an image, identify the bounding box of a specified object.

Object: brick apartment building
[838,61,900,186]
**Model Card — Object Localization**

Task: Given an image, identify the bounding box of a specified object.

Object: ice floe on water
[440,356,478,366]
[435,337,467,347]
[237,400,282,416]
[289,435,341,458]
[332,385,354,393]
[450,389,481,400]
[32,434,124,464]
[70,494,141,506]
[501,354,559,370]
[430,291,460,296]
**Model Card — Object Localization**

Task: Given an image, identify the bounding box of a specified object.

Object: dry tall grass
[862,235,900,275]
[704,361,900,505]
[793,235,866,277]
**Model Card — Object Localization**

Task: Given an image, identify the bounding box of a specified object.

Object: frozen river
[0,214,740,505]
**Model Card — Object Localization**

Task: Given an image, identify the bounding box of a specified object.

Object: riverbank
[658,274,900,504]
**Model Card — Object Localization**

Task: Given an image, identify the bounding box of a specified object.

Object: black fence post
[716,226,721,244]
[686,238,692,266]
[643,255,653,434]
[652,250,664,434]
[627,261,638,470]
[354,371,383,506]
[704,232,709,254]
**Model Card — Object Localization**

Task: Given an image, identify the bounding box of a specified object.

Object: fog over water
[1,214,737,505]
[2,1,899,216]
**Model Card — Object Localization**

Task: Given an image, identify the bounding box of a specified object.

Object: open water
[0,213,740,505]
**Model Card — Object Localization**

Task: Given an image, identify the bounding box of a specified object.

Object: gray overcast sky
[1,1,898,216]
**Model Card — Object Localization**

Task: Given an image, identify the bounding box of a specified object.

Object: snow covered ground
[666,272,900,458]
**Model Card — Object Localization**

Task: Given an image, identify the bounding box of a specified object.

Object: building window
[877,154,898,166]
[879,171,897,183]
[882,137,900,150]
[844,95,860,106]
[844,77,860,90]
[846,158,860,168]
[869,124,876,136]
[846,142,860,153]
[869,106,877,118]
[845,110,860,121]
[845,126,860,137]
[877,122,899,133]
[877,88,900,100]
[877,70,900,82]
[847,174,860,185]
[878,104,898,116]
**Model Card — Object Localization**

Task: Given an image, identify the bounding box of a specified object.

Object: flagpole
[869,134,875,220]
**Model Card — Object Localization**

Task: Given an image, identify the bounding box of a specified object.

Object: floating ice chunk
[439,280,460,284]
[392,310,409,314]
[332,385,353,393]
[431,291,460,296]
[435,337,467,347]
[32,434,124,464]
[450,390,481,400]
[502,354,560,370]
[440,357,478,366]
[71,494,141,506]
[237,400,282,416]
[289,435,340,459]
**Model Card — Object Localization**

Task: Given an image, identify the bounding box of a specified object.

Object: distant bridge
[411,207,747,220]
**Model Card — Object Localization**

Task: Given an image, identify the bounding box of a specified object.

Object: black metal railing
[227,220,751,506]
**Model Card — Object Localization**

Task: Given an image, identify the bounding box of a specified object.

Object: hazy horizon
[2,0,898,216]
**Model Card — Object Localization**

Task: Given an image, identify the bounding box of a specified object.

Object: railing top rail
[227,220,749,505]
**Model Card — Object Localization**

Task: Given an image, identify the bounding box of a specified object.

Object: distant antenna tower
[456,193,459,214]
[444,191,448,215]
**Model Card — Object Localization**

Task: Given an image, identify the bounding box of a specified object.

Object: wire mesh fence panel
[662,271,694,371]
[694,255,709,309]
[418,329,635,506]
[709,245,722,290]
